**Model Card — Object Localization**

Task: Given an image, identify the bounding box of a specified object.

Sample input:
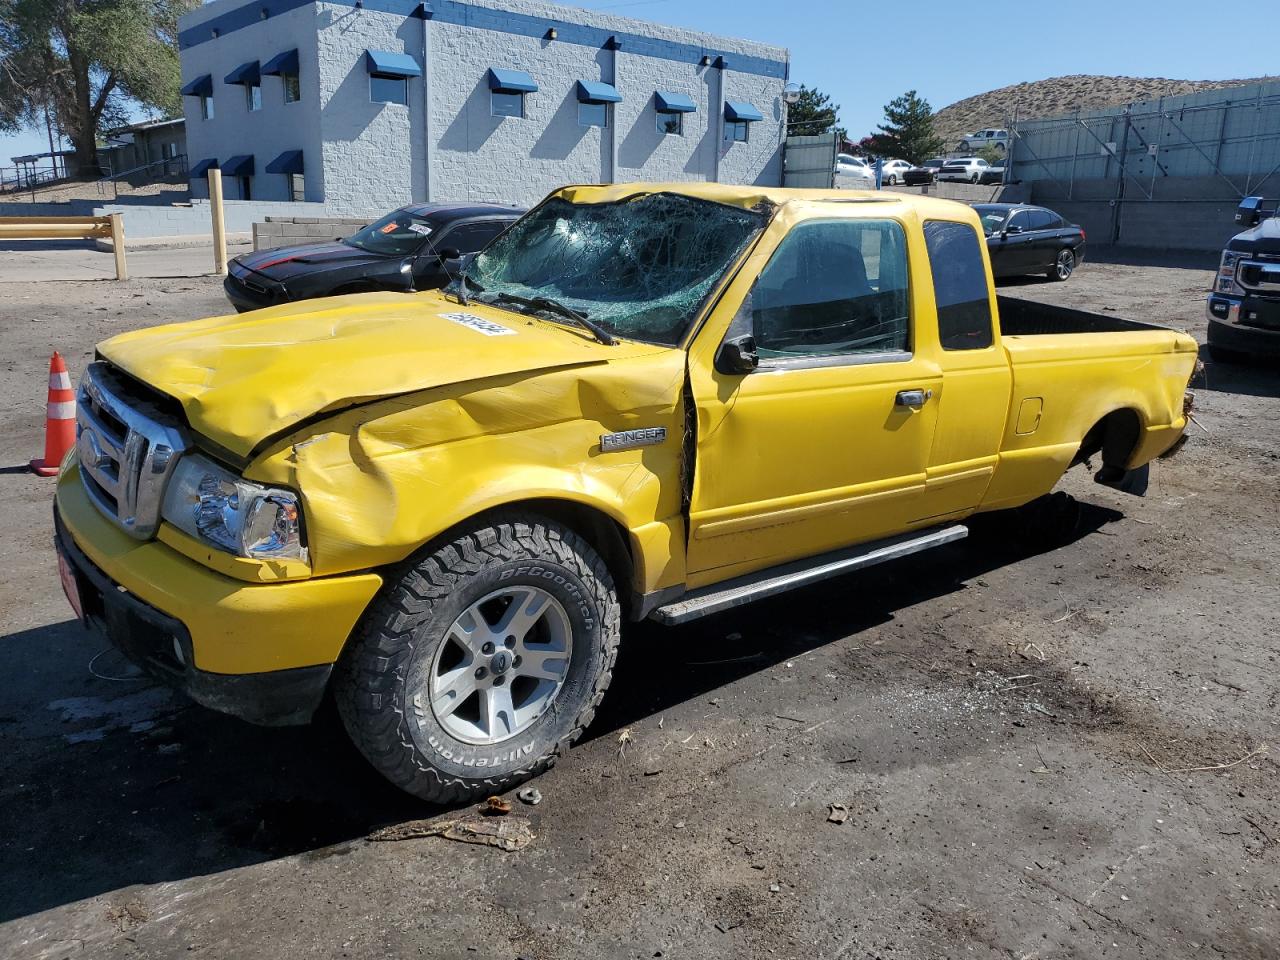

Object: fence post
[110,213,128,281]
[209,169,227,276]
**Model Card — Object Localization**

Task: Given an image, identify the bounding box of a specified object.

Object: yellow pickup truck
[54,184,1197,801]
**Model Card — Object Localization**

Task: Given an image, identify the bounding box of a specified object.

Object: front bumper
[223,267,287,312]
[1207,295,1280,357]
[54,465,382,724]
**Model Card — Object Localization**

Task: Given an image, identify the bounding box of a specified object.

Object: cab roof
[552,181,975,219]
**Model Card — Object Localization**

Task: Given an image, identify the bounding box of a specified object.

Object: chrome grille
[1237,260,1280,293]
[77,362,187,539]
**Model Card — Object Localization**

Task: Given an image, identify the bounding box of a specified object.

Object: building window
[491,90,525,118]
[200,95,214,120]
[656,111,683,136]
[724,120,749,143]
[283,73,301,103]
[238,176,252,201]
[371,74,408,105]
[289,173,305,202]
[246,82,262,112]
[579,101,609,128]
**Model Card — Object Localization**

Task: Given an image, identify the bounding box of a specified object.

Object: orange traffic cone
[30,352,76,477]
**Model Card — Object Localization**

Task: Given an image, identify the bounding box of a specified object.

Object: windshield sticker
[408,223,433,236]
[438,312,516,337]
[379,222,398,234]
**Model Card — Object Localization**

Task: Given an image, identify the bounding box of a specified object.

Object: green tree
[864,90,943,164]
[785,84,839,137]
[0,0,195,176]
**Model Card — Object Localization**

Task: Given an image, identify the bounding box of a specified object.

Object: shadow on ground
[0,498,1122,925]
[1194,343,1280,399]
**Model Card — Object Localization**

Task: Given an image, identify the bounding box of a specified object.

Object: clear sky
[3,0,1274,167]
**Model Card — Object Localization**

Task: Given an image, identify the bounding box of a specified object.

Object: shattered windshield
[465,193,768,346]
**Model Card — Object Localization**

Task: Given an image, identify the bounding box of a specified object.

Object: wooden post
[209,168,227,276]
[109,213,128,281]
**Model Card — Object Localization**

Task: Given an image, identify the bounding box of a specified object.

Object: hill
[933,75,1274,148]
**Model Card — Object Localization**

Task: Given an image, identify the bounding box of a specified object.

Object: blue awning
[189,158,218,178]
[180,75,213,97]
[222,155,254,177]
[365,50,421,78]
[724,100,763,123]
[266,150,304,175]
[224,61,260,86]
[576,80,622,104]
[655,91,696,114]
[261,49,299,76]
[488,68,538,93]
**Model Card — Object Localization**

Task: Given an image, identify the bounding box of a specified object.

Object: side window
[435,221,508,255]
[748,219,911,361]
[1006,211,1029,233]
[923,220,994,351]
[1026,210,1054,231]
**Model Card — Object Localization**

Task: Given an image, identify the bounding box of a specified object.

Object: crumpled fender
[247,348,691,596]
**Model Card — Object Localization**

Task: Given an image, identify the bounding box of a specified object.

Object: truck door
[685,215,941,582]
[919,219,1012,518]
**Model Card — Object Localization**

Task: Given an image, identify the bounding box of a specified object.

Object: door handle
[895,388,933,408]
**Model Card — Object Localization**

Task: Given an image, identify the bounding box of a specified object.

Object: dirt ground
[0,245,1277,960]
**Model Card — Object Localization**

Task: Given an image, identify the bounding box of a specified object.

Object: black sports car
[224,201,525,312]
[902,158,943,186]
[974,203,1087,282]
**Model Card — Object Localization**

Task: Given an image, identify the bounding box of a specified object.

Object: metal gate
[783,134,836,188]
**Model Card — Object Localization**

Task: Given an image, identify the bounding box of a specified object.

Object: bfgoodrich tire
[335,515,621,803]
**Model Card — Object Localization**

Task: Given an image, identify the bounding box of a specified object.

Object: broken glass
[467,193,768,346]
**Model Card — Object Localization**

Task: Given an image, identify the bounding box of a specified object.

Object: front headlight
[161,453,307,563]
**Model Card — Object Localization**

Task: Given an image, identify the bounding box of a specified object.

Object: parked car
[958,128,1008,153]
[223,202,525,312]
[903,158,944,185]
[835,153,873,180]
[978,164,1005,185]
[1206,195,1280,363]
[55,184,1196,803]
[975,203,1087,281]
[877,159,913,185]
[938,157,991,183]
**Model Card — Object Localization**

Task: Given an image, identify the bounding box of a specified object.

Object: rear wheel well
[1073,408,1141,470]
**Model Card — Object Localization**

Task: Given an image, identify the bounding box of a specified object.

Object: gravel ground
[0,245,1276,960]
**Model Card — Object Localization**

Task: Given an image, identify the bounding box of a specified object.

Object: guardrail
[0,213,128,279]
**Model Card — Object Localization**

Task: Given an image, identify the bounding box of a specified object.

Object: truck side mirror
[715,334,759,375]
[1236,196,1264,226]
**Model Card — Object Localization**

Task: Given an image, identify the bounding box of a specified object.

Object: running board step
[650,524,968,626]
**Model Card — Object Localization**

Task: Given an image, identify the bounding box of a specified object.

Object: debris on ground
[827,803,849,824]
[368,813,535,851]
[483,795,512,816]
[517,787,542,806]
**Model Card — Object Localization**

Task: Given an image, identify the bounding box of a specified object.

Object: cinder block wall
[253,215,374,249]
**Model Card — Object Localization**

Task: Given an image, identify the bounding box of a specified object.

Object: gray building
[100,118,188,176]
[177,0,789,214]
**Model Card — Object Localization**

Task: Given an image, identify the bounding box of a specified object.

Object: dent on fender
[254,350,689,580]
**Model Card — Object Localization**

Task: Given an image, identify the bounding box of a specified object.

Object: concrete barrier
[253,216,375,251]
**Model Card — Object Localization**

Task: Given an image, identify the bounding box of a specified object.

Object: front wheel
[887,174,898,186]
[335,515,621,803]
[1049,248,1076,281]
[970,173,980,184]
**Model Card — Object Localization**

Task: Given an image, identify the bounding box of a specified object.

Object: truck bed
[997,295,1167,336]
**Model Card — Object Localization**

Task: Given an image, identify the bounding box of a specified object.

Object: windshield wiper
[489,292,616,346]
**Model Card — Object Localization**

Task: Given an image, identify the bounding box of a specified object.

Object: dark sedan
[975,203,1086,281]
[903,158,943,186]
[224,201,525,312]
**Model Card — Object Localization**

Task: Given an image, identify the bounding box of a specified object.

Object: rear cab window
[923,220,994,350]
[747,218,911,364]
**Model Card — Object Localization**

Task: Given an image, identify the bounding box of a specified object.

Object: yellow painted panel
[56,466,381,674]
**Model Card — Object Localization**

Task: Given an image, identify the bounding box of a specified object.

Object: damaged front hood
[98,291,652,458]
